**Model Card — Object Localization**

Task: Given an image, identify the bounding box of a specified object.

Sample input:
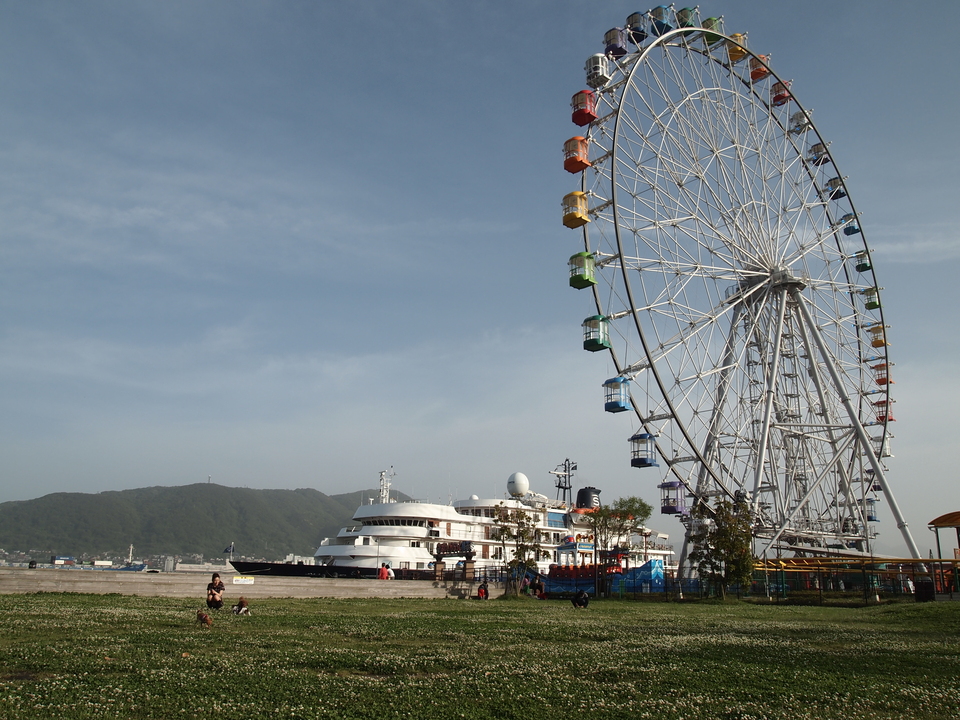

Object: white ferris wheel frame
[573,22,920,562]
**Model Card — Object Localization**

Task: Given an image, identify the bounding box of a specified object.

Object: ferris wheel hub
[769,266,806,291]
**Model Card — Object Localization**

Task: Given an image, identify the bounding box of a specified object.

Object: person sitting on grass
[571,589,589,609]
[206,572,225,610]
[531,578,546,599]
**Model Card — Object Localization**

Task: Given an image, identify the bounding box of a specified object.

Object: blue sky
[2,1,957,557]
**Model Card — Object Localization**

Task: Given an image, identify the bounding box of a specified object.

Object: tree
[583,496,654,556]
[492,503,549,595]
[580,496,654,596]
[688,496,754,599]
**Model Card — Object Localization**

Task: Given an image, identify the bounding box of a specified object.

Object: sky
[2,1,958,558]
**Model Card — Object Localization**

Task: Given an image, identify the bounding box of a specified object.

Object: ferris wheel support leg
[698,302,745,498]
[758,432,858,556]
[791,312,864,530]
[750,289,789,508]
[676,530,693,592]
[790,288,922,559]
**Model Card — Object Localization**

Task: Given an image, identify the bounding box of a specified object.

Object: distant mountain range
[0,483,409,560]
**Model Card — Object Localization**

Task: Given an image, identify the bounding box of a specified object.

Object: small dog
[196,610,213,627]
[232,596,249,615]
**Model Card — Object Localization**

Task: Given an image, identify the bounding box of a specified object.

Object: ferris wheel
[561,6,921,565]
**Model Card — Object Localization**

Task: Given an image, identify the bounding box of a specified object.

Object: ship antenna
[378,466,395,504]
[548,459,576,506]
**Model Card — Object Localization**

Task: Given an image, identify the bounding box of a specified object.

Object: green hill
[0,484,408,560]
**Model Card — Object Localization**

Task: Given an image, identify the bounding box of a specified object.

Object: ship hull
[229,561,372,579]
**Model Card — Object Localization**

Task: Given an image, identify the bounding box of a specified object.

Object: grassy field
[1,593,958,719]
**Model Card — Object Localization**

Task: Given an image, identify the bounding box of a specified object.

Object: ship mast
[549,459,576,506]
[378,467,395,504]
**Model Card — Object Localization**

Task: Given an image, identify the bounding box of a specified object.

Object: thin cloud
[869,224,960,262]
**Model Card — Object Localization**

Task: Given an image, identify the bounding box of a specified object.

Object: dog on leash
[196,609,213,627]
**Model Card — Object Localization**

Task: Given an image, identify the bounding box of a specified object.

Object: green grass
[1,594,959,719]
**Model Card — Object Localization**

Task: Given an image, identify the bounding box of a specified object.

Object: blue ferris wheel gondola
[603,377,632,413]
[629,431,659,468]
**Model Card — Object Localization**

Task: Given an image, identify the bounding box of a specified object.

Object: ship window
[362,537,370,546]
[547,512,566,528]
[416,562,425,570]
[410,541,421,548]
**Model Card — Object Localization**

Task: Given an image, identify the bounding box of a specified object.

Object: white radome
[506,472,529,497]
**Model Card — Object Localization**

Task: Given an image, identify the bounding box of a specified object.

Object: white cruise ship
[312,469,673,578]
